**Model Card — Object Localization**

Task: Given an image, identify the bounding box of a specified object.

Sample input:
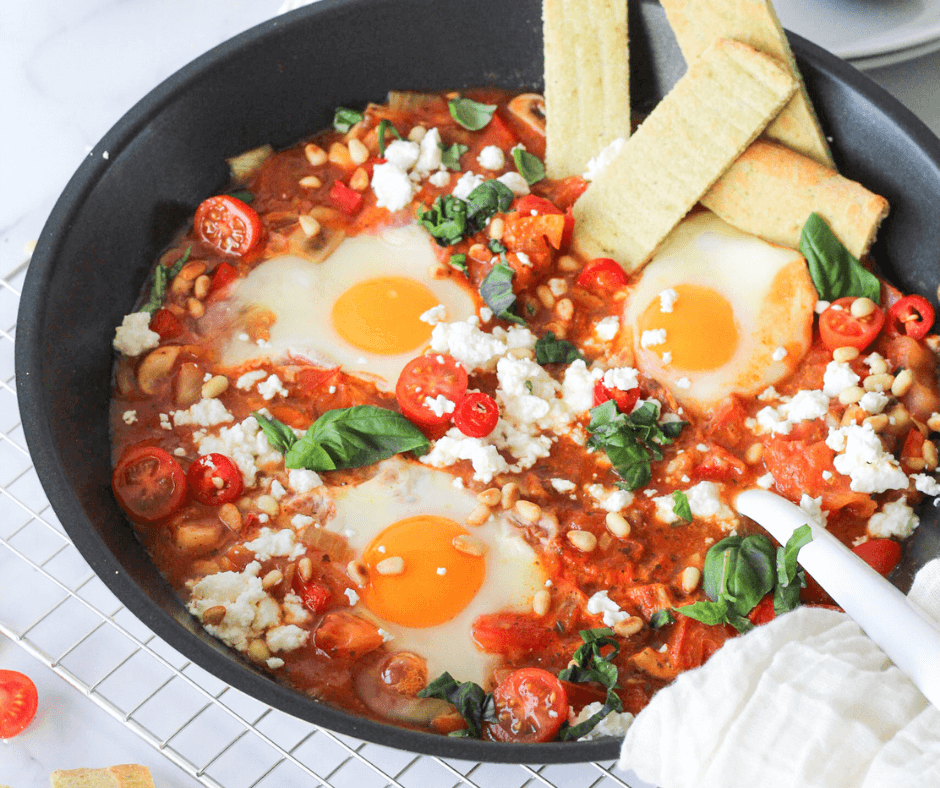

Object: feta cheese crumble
[113,312,160,356]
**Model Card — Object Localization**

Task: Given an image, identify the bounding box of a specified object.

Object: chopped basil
[587,400,686,491]
[448,97,497,131]
[227,189,255,203]
[480,262,525,325]
[557,628,624,740]
[513,148,545,185]
[418,673,496,738]
[800,212,881,303]
[488,238,507,254]
[675,525,812,632]
[439,141,469,171]
[650,609,676,629]
[377,119,402,157]
[671,490,693,523]
[448,252,468,274]
[535,331,585,365]
[141,246,191,314]
[417,195,468,247]
[464,180,514,230]
[255,406,429,472]
[333,106,364,133]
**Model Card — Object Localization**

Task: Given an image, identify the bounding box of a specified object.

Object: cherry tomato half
[852,538,902,576]
[888,295,935,341]
[577,258,628,292]
[593,380,640,414]
[485,668,568,743]
[150,307,184,340]
[194,195,262,256]
[395,354,468,435]
[454,392,499,438]
[187,453,244,506]
[112,445,187,522]
[819,297,885,351]
[0,670,38,739]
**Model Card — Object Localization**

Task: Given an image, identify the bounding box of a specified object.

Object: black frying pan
[15,0,940,764]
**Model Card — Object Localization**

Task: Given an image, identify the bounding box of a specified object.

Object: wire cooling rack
[0,259,642,788]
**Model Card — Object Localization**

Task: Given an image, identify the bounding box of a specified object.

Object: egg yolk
[639,284,739,371]
[331,276,440,355]
[360,515,485,628]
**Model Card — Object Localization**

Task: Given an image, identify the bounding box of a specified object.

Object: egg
[624,211,817,412]
[323,457,546,686]
[222,224,476,388]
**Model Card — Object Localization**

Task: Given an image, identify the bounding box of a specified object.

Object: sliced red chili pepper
[888,295,935,341]
[298,580,333,614]
[150,307,184,340]
[187,453,244,506]
[329,180,363,215]
[454,392,500,438]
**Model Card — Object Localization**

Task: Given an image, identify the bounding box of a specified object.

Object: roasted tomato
[112,445,187,522]
[486,668,568,743]
[818,297,885,351]
[194,195,262,256]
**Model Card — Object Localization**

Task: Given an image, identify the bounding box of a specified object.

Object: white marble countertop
[2,1,939,786]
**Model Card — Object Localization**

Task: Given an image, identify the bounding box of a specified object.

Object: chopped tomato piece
[314,612,384,659]
[150,308,184,340]
[901,428,926,462]
[887,295,935,340]
[852,539,902,576]
[503,213,566,251]
[577,258,628,292]
[693,445,747,483]
[706,395,750,449]
[329,180,363,215]
[395,354,468,436]
[453,392,499,438]
[818,297,885,351]
[471,613,552,658]
[210,262,239,294]
[112,445,187,522]
[515,195,563,216]
[194,195,262,256]
[297,580,333,614]
[747,594,776,626]
[0,670,38,739]
[668,615,734,672]
[485,668,568,743]
[297,366,341,396]
[593,380,640,414]
[187,453,244,506]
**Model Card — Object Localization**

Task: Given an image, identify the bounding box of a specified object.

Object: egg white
[323,457,546,687]
[624,211,817,412]
[222,224,476,389]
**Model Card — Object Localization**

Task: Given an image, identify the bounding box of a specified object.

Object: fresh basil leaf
[737,535,776,604]
[671,490,693,523]
[488,238,507,254]
[227,189,255,203]
[535,331,585,365]
[439,141,469,171]
[142,246,191,314]
[448,97,496,131]
[418,672,496,738]
[556,690,623,741]
[464,180,514,232]
[253,412,298,455]
[800,212,881,303]
[377,119,402,157]
[513,148,546,185]
[650,609,675,629]
[555,628,624,740]
[333,107,364,133]
[480,262,526,325]
[448,253,468,274]
[702,536,741,602]
[774,524,812,614]
[417,195,468,247]
[284,406,429,471]
[675,599,731,626]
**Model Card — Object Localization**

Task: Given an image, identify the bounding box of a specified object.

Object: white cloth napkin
[619,559,940,787]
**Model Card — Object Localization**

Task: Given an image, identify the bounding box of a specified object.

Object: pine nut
[532,589,551,617]
[262,569,283,590]
[614,616,644,638]
[850,297,877,318]
[349,167,369,191]
[193,274,211,299]
[501,483,520,510]
[347,559,369,587]
[864,373,894,393]
[298,214,322,237]
[453,534,487,557]
[924,440,939,471]
[248,639,270,662]
[179,260,207,281]
[201,374,229,399]
[376,556,405,575]
[347,138,369,165]
[544,321,566,340]
[489,217,505,240]
[299,175,322,188]
[838,386,864,405]
[468,243,489,261]
[218,503,242,531]
[888,404,911,431]
[408,125,427,142]
[297,556,313,582]
[892,369,914,397]
[864,414,889,433]
[509,347,534,360]
[605,512,631,538]
[928,413,940,433]
[477,488,502,507]
[745,443,764,465]
[328,142,352,168]
[514,500,542,523]
[832,346,860,363]
[905,457,927,471]
[536,285,556,309]
[841,405,865,426]
[566,530,597,552]
[466,503,491,527]
[304,143,328,166]
[680,566,702,594]
[187,298,204,318]
[558,255,580,272]
[256,495,279,517]
[548,278,568,297]
[868,357,889,375]
[203,605,226,625]
[555,298,574,322]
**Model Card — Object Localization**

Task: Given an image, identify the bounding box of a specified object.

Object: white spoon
[736,488,940,708]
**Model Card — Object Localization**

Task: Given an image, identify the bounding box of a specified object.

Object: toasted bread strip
[660,0,833,167]
[702,140,889,258]
[543,0,630,179]
[50,765,156,788]
[572,39,797,271]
